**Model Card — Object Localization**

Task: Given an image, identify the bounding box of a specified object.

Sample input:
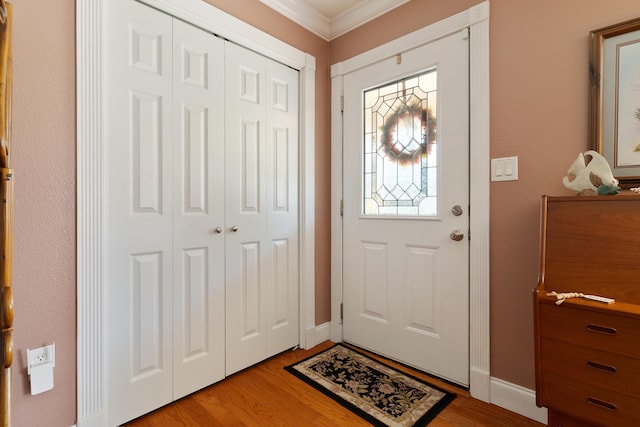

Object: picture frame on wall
[589,17,640,187]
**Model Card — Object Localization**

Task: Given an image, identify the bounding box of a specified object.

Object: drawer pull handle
[586,324,617,335]
[587,397,617,411]
[586,361,616,374]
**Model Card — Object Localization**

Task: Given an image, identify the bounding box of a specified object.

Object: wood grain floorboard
[125,341,545,426]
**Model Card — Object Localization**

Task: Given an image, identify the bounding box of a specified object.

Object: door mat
[285,344,456,426]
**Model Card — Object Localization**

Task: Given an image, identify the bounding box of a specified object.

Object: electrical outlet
[27,344,55,371]
[26,343,56,395]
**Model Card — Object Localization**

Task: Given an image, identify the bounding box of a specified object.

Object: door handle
[450,230,464,241]
[213,227,223,234]
[231,226,238,232]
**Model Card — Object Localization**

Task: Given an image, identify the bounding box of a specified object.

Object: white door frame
[76,1,316,425]
[330,1,490,401]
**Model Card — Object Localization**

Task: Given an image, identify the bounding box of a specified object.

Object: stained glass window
[363,69,437,216]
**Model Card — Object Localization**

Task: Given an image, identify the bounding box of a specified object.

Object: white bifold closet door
[105,0,298,425]
[106,1,225,424]
[224,43,299,375]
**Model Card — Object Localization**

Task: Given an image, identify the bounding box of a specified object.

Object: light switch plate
[491,156,518,181]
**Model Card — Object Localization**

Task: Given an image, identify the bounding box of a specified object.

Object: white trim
[138,0,307,69]
[304,321,332,349]
[331,0,410,41]
[299,53,317,349]
[330,1,491,401]
[490,377,548,425]
[330,7,479,77]
[76,1,316,425]
[76,1,105,425]
[259,0,409,41]
[330,68,344,344]
[260,0,331,41]
[468,1,491,402]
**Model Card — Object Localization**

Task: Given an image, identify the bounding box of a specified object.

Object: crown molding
[260,0,409,41]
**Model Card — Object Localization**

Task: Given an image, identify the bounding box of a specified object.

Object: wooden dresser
[534,195,640,427]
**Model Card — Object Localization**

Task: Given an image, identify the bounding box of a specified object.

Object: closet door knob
[231,226,239,232]
[214,227,223,234]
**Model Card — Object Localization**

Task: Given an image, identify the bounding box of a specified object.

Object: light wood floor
[125,341,545,426]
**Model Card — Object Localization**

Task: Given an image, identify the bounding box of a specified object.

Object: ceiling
[259,0,410,41]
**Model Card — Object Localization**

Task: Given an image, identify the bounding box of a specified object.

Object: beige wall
[486,0,638,388]
[9,0,640,425]
[490,0,640,388]
[11,0,77,426]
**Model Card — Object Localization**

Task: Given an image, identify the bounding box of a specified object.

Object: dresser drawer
[541,375,640,426]
[539,303,640,357]
[548,409,599,427]
[539,337,640,392]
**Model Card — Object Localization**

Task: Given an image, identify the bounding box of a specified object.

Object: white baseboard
[303,321,332,349]
[469,366,491,402]
[76,411,107,427]
[329,320,342,343]
[490,377,548,424]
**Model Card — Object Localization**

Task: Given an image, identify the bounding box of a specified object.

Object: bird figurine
[562,150,620,196]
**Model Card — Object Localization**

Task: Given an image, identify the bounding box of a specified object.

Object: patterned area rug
[285,344,456,426]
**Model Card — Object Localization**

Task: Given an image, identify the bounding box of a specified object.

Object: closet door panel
[225,43,300,375]
[172,19,226,399]
[265,59,299,356]
[241,118,261,212]
[106,1,173,425]
[239,241,261,334]
[225,43,268,375]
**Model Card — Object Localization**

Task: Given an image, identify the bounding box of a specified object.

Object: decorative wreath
[380,102,436,163]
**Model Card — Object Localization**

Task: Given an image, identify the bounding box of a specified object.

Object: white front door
[342,30,470,385]
[224,43,300,375]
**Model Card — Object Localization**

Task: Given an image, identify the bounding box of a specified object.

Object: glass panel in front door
[363,68,437,216]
